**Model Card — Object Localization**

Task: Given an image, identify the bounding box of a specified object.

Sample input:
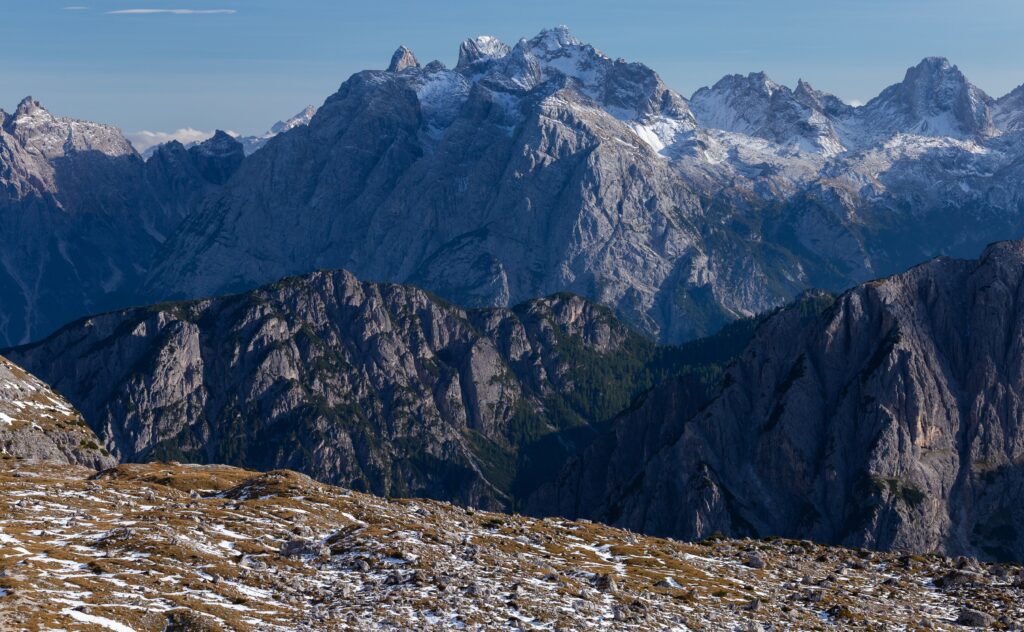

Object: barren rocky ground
[1,459,1021,631]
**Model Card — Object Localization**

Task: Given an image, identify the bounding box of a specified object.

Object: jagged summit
[14,95,44,118]
[525,24,580,51]
[269,104,317,134]
[455,35,510,69]
[858,56,996,139]
[2,94,136,160]
[195,129,240,152]
[388,45,419,72]
[690,71,846,154]
[185,130,244,185]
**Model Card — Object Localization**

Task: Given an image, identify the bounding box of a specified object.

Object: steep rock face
[535,242,1024,562]
[183,130,244,184]
[0,354,114,468]
[388,45,420,72]
[7,269,678,509]
[0,98,237,346]
[142,131,245,221]
[456,35,511,69]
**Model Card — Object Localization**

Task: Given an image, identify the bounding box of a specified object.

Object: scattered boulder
[936,570,978,590]
[744,552,766,569]
[595,574,618,593]
[279,538,329,559]
[956,608,994,627]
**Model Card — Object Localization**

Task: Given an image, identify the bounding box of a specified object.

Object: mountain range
[4,26,1024,348]
[6,26,1024,569]
[0,98,245,345]
[143,30,1024,345]
[136,105,319,159]
[10,240,1024,562]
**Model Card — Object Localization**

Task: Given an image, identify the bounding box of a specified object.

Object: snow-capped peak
[270,105,317,135]
[527,25,581,53]
[858,56,996,140]
[689,73,846,155]
[4,96,136,160]
[14,96,46,119]
[456,35,511,69]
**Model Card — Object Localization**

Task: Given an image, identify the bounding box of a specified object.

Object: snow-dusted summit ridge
[3,96,136,161]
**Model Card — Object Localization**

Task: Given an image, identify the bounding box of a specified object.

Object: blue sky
[3,0,1024,138]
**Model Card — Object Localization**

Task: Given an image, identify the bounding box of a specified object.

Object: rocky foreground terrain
[1,459,1021,631]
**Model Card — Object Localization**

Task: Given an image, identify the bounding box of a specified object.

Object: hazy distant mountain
[234,105,318,155]
[6,27,1024,347]
[0,98,242,346]
[143,27,1024,343]
[136,105,318,158]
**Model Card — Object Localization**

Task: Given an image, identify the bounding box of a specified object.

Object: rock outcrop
[0,354,114,468]
[388,45,420,72]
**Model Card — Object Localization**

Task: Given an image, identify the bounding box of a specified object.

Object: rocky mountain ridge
[5,29,1024,349]
[6,269,714,510]
[535,240,1024,563]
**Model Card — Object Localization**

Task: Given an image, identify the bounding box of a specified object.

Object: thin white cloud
[107,9,237,15]
[127,128,219,154]
[63,6,90,10]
